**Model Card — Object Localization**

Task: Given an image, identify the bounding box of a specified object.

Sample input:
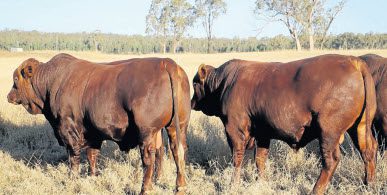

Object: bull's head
[191,64,215,113]
[7,58,43,114]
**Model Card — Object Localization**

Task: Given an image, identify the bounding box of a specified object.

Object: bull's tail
[355,58,378,184]
[359,58,377,151]
[164,60,184,160]
[355,59,378,165]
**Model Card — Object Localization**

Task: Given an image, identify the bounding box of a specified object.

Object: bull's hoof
[154,172,162,182]
[69,171,80,179]
[175,186,186,195]
[140,189,154,195]
[89,170,100,177]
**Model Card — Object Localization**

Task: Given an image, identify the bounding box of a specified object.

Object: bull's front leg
[58,117,83,176]
[87,146,101,176]
[255,138,270,180]
[224,119,249,187]
[68,147,81,176]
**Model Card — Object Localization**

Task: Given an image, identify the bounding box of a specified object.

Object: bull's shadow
[0,116,137,171]
[0,117,67,165]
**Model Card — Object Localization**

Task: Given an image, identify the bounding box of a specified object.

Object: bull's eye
[14,77,18,82]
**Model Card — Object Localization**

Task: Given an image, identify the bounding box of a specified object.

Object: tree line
[0,30,386,54]
[0,30,387,54]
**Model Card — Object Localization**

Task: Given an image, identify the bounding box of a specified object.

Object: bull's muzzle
[7,92,18,104]
[191,98,197,110]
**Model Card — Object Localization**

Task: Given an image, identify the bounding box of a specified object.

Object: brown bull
[359,54,387,150]
[191,54,378,194]
[7,53,191,194]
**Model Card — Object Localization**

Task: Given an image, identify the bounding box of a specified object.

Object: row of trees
[0,30,386,54]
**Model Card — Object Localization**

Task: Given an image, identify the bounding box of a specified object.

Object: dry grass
[0,50,386,194]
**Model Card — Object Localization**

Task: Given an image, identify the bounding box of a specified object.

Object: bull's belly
[253,114,318,150]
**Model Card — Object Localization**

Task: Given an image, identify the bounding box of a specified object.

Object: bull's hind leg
[166,123,188,194]
[139,128,158,194]
[382,116,387,151]
[312,109,354,195]
[347,112,378,185]
[313,131,342,195]
[154,129,164,181]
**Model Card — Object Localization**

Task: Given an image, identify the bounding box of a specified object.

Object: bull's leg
[87,147,101,176]
[381,116,387,151]
[162,127,174,160]
[166,124,187,194]
[68,147,81,176]
[255,138,270,179]
[231,142,246,186]
[154,129,164,181]
[225,122,247,186]
[167,141,174,160]
[312,135,341,195]
[347,115,378,185]
[140,131,157,195]
[59,118,82,176]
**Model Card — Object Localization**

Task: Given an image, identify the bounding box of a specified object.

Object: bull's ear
[198,64,208,81]
[21,58,40,78]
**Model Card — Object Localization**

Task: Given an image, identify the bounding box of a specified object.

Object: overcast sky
[0,0,386,38]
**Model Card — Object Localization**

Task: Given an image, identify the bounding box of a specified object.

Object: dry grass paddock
[0,50,386,194]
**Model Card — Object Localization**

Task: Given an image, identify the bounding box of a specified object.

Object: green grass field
[0,50,386,194]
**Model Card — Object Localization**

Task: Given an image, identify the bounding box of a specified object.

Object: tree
[146,0,170,53]
[316,0,346,49]
[168,0,196,53]
[255,0,304,51]
[255,0,346,51]
[146,0,196,53]
[195,0,227,53]
[297,0,346,50]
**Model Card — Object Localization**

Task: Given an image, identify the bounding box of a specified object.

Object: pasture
[0,50,386,194]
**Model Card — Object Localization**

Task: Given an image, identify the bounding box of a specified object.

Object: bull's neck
[202,69,224,117]
[205,69,221,94]
[31,63,54,105]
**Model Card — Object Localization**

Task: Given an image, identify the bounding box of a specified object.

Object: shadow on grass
[0,117,67,165]
[0,117,129,173]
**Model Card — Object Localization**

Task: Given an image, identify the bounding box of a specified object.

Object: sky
[0,0,386,38]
